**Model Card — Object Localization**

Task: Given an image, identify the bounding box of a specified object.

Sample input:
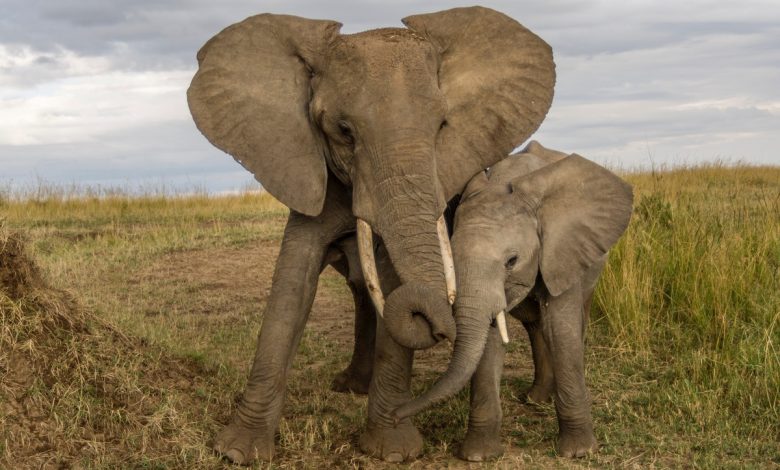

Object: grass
[591,164,780,467]
[1,164,779,468]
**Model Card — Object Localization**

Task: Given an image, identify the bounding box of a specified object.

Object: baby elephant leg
[460,326,505,462]
[513,298,555,403]
[541,287,598,458]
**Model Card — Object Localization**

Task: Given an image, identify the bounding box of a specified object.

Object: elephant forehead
[459,183,513,212]
[456,194,516,227]
[350,27,428,43]
[334,28,437,75]
[345,27,429,49]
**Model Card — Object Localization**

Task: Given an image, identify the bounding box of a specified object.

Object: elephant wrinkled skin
[392,142,633,461]
[187,6,555,464]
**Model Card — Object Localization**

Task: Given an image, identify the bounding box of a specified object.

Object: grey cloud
[536,98,780,168]
[0,0,564,68]
[40,1,128,27]
[1,0,779,192]
[0,119,256,192]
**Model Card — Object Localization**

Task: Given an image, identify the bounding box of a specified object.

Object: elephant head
[392,147,633,419]
[187,7,555,349]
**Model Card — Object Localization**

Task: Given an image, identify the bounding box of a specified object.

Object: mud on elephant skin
[392,142,633,461]
[187,6,555,464]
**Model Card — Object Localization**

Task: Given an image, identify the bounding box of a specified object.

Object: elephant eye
[336,119,355,145]
[337,120,352,135]
[505,256,518,269]
[439,119,448,130]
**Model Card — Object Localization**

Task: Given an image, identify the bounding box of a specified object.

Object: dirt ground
[134,240,360,359]
[135,238,536,382]
[132,240,548,466]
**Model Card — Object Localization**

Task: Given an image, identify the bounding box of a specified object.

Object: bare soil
[136,238,536,380]
[134,239,360,351]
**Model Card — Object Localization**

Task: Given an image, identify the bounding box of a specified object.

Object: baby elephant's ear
[510,155,633,297]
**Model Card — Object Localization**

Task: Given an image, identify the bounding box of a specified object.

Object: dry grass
[0,230,234,469]
[1,166,778,469]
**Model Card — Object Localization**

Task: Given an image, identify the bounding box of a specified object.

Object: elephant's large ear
[511,155,633,297]
[403,7,556,200]
[187,14,341,216]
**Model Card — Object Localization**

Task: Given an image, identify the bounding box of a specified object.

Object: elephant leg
[330,236,376,394]
[332,281,375,393]
[582,289,594,339]
[541,286,598,458]
[358,242,420,462]
[512,298,554,404]
[522,316,555,404]
[358,317,422,462]
[459,326,505,462]
[214,181,353,464]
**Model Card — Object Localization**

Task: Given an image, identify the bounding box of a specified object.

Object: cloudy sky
[2,0,779,193]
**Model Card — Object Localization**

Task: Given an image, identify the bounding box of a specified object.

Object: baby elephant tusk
[356,219,385,318]
[436,216,457,305]
[496,310,509,344]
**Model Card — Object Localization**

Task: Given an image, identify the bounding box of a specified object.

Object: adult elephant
[187,6,555,463]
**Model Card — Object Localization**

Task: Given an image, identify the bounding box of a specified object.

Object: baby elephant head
[393,151,633,420]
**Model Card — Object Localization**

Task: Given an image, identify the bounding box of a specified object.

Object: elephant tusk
[356,219,385,318]
[496,310,509,344]
[436,216,457,306]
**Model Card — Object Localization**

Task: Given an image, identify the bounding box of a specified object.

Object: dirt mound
[0,230,222,468]
[1,232,49,297]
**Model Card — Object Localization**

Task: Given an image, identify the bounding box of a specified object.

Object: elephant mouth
[356,217,456,349]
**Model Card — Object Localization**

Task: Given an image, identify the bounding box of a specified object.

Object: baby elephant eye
[505,256,518,269]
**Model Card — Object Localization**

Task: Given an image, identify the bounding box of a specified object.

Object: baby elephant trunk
[392,309,492,421]
[392,255,507,420]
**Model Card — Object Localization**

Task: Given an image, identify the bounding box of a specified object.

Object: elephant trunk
[357,216,455,319]
[355,137,456,350]
[358,213,456,350]
[361,211,456,350]
[392,255,506,420]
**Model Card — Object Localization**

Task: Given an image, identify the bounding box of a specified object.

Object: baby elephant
[392,142,633,461]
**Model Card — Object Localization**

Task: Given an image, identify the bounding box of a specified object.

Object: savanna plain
[1,164,778,469]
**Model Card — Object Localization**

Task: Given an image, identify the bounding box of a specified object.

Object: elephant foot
[213,420,275,465]
[525,383,554,405]
[359,422,423,462]
[331,367,371,395]
[556,423,598,458]
[458,427,503,462]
